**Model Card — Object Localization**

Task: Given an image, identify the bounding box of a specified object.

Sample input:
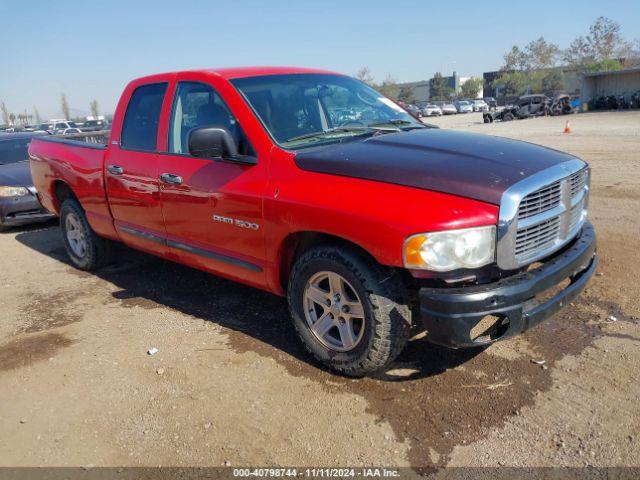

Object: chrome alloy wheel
[303,271,366,352]
[65,212,87,258]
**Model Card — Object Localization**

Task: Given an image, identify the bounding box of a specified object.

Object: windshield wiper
[368,119,426,130]
[284,126,389,144]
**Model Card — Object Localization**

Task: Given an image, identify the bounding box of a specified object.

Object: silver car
[436,102,457,115]
[454,101,474,113]
[471,99,488,112]
[421,104,442,116]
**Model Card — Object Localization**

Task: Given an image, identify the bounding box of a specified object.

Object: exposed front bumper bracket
[418,221,597,348]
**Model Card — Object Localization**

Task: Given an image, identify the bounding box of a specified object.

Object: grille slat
[518,181,562,219]
[515,217,561,257]
[514,168,588,264]
[569,200,584,231]
[570,170,588,197]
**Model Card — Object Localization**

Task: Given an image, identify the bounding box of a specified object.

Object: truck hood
[294,129,579,205]
[0,161,34,189]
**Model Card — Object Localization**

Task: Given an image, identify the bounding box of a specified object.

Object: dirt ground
[0,111,638,470]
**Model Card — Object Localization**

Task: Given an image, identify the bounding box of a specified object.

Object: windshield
[231,74,423,148]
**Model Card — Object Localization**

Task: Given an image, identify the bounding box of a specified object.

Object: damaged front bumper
[418,222,597,348]
[0,193,55,228]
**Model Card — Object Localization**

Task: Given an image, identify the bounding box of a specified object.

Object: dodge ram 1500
[29,67,597,376]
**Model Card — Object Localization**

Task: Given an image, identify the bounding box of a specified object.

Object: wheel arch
[51,180,80,214]
[276,231,382,293]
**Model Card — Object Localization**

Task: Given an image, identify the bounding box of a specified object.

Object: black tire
[502,112,514,122]
[60,199,110,271]
[287,245,411,377]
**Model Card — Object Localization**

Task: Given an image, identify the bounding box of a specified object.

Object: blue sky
[1,0,639,119]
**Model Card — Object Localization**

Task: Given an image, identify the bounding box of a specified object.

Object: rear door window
[121,83,168,152]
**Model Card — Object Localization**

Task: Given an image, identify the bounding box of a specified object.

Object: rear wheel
[502,112,515,122]
[288,245,411,377]
[60,199,110,270]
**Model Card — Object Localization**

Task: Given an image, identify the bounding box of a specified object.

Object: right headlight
[0,186,29,197]
[403,225,496,271]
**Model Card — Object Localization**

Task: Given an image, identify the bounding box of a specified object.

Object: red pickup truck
[29,67,597,376]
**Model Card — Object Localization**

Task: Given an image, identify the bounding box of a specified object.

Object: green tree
[460,77,483,99]
[377,74,399,99]
[492,71,534,97]
[503,45,529,70]
[90,99,99,118]
[503,37,560,71]
[397,85,416,104]
[525,37,560,69]
[563,17,632,67]
[430,72,452,100]
[61,93,70,119]
[541,69,565,92]
[495,36,561,96]
[583,58,623,73]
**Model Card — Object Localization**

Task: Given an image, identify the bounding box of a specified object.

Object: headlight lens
[0,186,29,197]
[403,225,496,271]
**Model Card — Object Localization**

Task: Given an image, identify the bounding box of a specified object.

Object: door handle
[160,173,183,185]
[107,165,124,175]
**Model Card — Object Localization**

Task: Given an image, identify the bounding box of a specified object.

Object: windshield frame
[230,73,423,151]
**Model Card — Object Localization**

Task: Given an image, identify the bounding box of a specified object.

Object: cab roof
[206,66,340,79]
[136,66,342,84]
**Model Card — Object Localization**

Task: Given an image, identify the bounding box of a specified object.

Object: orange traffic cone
[563,120,571,134]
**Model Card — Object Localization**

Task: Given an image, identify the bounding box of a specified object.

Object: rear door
[106,82,169,254]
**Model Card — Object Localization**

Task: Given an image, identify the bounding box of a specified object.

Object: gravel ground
[0,111,638,470]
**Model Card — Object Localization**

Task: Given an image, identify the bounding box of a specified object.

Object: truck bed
[29,131,117,239]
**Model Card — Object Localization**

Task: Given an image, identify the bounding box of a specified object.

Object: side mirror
[188,126,238,160]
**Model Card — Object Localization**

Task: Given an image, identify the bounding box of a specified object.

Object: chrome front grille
[515,217,561,257]
[496,159,590,270]
[570,169,588,196]
[518,181,562,220]
[569,199,585,231]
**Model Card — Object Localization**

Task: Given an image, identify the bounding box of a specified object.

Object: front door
[158,81,267,287]
[106,82,168,254]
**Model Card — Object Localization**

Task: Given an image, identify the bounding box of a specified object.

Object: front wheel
[287,246,411,377]
[60,199,110,270]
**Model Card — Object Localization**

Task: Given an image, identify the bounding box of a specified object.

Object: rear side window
[121,83,167,151]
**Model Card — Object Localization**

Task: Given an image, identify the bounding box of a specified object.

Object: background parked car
[421,104,442,116]
[454,100,473,113]
[471,99,488,112]
[440,102,457,115]
[35,120,82,135]
[81,119,109,132]
[0,132,55,229]
[34,122,54,132]
[404,103,422,118]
